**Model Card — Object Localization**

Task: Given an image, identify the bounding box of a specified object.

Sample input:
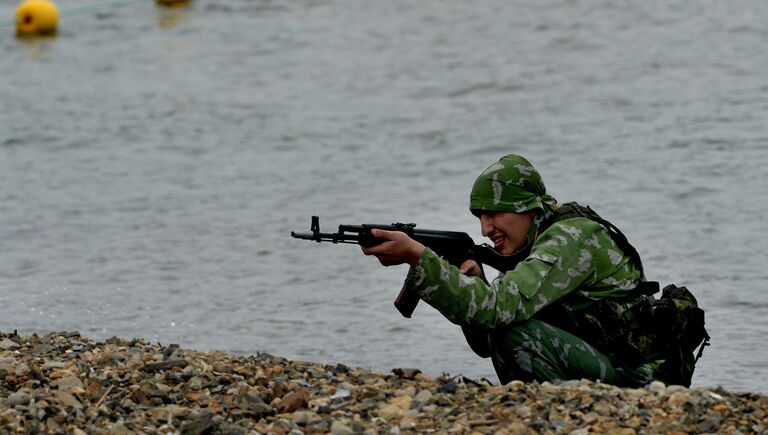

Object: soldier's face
[478,211,535,255]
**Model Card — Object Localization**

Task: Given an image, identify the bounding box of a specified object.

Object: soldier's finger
[375,254,398,267]
[370,229,402,241]
[362,240,390,256]
[461,260,483,277]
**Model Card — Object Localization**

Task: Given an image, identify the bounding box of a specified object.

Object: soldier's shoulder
[543,216,603,237]
[532,218,606,255]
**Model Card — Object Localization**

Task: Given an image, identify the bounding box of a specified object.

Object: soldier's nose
[480,215,493,237]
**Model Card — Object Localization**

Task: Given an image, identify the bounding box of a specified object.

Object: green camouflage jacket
[403,215,642,331]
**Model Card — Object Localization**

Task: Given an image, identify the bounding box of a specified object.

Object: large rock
[0,339,19,350]
[55,376,85,391]
[277,389,310,413]
[5,392,30,407]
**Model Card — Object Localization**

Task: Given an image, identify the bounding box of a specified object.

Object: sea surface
[1,0,767,393]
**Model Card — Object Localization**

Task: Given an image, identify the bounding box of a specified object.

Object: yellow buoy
[15,0,59,36]
[156,0,192,8]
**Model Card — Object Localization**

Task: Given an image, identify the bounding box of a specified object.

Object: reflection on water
[155,2,192,29]
[15,33,57,57]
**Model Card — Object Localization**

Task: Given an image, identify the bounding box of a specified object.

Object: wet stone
[277,389,310,413]
[179,415,216,435]
[236,393,272,417]
[0,339,19,350]
[439,380,458,394]
[357,374,379,385]
[13,363,30,377]
[29,344,55,355]
[147,405,192,422]
[648,381,667,395]
[53,390,83,409]
[330,419,354,435]
[291,410,313,425]
[40,360,66,370]
[55,376,85,391]
[5,392,30,407]
[415,389,432,403]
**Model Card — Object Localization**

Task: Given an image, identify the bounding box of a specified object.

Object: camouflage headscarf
[470,154,557,246]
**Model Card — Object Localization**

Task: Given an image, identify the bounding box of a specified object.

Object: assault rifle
[291,216,522,318]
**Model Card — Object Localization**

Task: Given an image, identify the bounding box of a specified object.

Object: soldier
[362,154,703,387]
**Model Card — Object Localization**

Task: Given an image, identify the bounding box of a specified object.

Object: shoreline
[1,331,766,434]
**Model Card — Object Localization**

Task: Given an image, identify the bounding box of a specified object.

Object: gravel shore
[1,331,765,434]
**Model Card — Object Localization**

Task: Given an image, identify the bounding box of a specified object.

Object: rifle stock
[291,216,522,317]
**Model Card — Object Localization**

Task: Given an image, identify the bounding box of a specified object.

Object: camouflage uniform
[403,155,656,386]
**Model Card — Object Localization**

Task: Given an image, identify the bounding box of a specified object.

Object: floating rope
[55,0,150,17]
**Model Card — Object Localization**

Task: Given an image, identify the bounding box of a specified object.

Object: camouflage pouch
[647,284,710,386]
[592,283,709,387]
[536,283,709,387]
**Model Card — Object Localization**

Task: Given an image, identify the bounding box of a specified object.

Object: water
[1,0,767,393]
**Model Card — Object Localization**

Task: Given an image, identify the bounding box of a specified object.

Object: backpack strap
[542,202,649,280]
[695,330,711,363]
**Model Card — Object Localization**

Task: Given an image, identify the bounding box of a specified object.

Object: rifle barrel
[290,231,360,244]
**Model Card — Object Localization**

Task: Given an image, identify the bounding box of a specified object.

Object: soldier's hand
[459,259,486,281]
[459,259,481,276]
[361,229,425,267]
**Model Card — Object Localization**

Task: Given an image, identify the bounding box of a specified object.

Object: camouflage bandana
[470,154,557,246]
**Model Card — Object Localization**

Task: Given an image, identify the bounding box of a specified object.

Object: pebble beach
[1,332,766,434]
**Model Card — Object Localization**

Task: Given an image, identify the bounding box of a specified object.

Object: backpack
[552,282,710,386]
[639,283,710,386]
[536,203,710,386]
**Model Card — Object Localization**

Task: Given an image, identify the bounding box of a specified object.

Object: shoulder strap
[542,202,647,280]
